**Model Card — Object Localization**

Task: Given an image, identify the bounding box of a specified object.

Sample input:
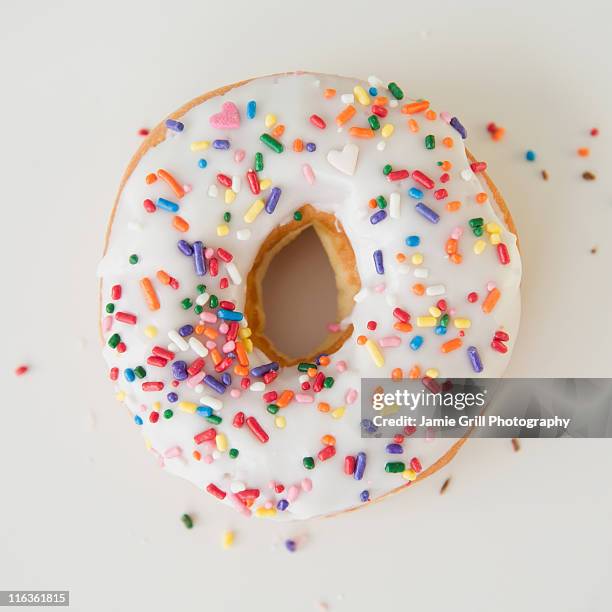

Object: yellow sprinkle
[429,306,442,318]
[215,433,228,452]
[225,189,236,204]
[255,507,277,518]
[353,85,370,105]
[425,368,439,378]
[489,232,501,245]
[259,178,272,190]
[274,415,286,429]
[453,318,472,329]
[265,113,277,128]
[243,338,253,352]
[381,123,395,138]
[331,406,346,419]
[411,253,424,265]
[144,438,152,450]
[238,327,252,339]
[244,199,264,223]
[152,402,161,411]
[217,224,230,237]
[402,469,417,481]
[116,391,126,401]
[144,325,158,338]
[473,239,486,255]
[222,530,234,548]
[190,140,210,151]
[417,316,437,327]
[365,339,385,367]
[485,222,501,233]
[178,401,198,414]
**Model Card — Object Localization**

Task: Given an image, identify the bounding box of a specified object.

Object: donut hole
[245,205,361,366]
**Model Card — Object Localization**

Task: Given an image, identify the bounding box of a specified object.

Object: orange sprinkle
[293,138,304,152]
[393,322,413,333]
[318,402,331,413]
[349,126,375,139]
[395,253,407,263]
[368,198,378,209]
[442,137,454,148]
[391,368,403,380]
[482,288,501,313]
[235,341,249,367]
[145,173,157,185]
[408,365,421,379]
[203,327,218,340]
[319,356,331,366]
[441,338,463,353]
[172,215,189,232]
[156,270,171,285]
[234,365,249,376]
[408,118,419,133]
[476,192,488,204]
[307,367,317,378]
[277,390,295,408]
[323,88,336,99]
[374,96,389,106]
[492,127,506,141]
[441,160,452,171]
[446,200,461,212]
[357,335,367,345]
[402,100,430,114]
[210,348,222,366]
[140,277,160,311]
[321,434,336,446]
[577,147,590,157]
[336,104,356,126]
[272,124,285,138]
[195,324,205,334]
[445,238,458,255]
[450,253,463,264]
[412,283,425,296]
[425,109,437,121]
[192,450,201,461]
[157,168,185,198]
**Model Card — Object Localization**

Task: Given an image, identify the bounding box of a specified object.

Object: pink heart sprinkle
[374,283,386,293]
[234,149,246,163]
[210,101,240,129]
[204,247,214,258]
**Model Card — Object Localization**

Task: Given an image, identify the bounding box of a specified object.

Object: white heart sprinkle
[327,143,359,176]
[208,184,218,197]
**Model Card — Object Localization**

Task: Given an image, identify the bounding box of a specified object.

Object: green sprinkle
[267,404,279,415]
[473,227,484,237]
[163,409,173,419]
[107,333,120,349]
[181,298,193,309]
[254,152,264,172]
[298,362,317,372]
[128,254,139,265]
[181,513,193,529]
[229,448,239,459]
[383,164,393,176]
[368,115,380,131]
[209,295,219,308]
[385,461,405,473]
[206,414,222,425]
[293,211,303,221]
[303,456,315,470]
[260,133,284,153]
[469,217,484,228]
[194,305,203,315]
[425,134,435,150]
[388,82,404,100]
[197,284,206,294]
[323,376,334,389]
[105,303,115,314]
[439,313,450,327]
[223,212,231,223]
[376,195,387,209]
[133,366,146,379]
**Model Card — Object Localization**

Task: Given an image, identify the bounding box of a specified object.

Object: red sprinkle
[410,457,422,473]
[109,367,118,380]
[111,285,122,300]
[494,330,510,342]
[470,161,487,173]
[497,243,511,265]
[247,169,260,194]
[310,114,326,129]
[143,198,156,213]
[206,483,226,500]
[194,428,217,444]
[152,346,175,360]
[142,381,164,391]
[217,248,233,262]
[318,445,336,461]
[138,128,150,136]
[387,169,410,181]
[216,173,232,187]
[15,365,29,376]
[491,339,508,354]
[147,356,168,367]
[246,416,269,443]
[233,412,245,428]
[393,307,410,323]
[411,170,434,189]
[371,104,388,118]
[467,292,478,303]
[344,455,356,475]
[434,188,448,200]
[115,311,137,325]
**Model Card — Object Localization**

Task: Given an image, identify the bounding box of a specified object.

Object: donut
[99,72,521,519]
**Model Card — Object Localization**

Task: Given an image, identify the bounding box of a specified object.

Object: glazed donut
[99,72,521,520]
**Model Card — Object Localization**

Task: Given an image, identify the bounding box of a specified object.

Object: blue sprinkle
[217,309,244,321]
[193,241,206,276]
[204,374,226,394]
[213,139,230,150]
[177,240,193,256]
[264,187,282,214]
[285,539,297,553]
[246,100,256,119]
[410,335,424,350]
[368,86,378,96]
[435,325,448,336]
[171,360,188,380]
[277,499,289,511]
[250,362,279,378]
[167,392,178,403]
[467,346,484,373]
[165,119,184,132]
[134,415,143,425]
[196,406,213,417]
[354,452,367,480]
[360,490,370,502]
[386,443,404,454]
[157,197,179,213]
[450,116,467,139]
[373,249,384,274]
[124,368,135,382]
[198,159,207,168]
[408,187,424,199]
[306,142,316,152]
[415,202,439,224]
[525,150,536,161]
[221,372,232,387]
[178,325,194,337]
[370,209,387,224]
[405,235,420,247]
[360,419,377,434]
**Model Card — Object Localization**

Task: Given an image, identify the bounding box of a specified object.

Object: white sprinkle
[389,192,401,218]
[353,288,370,303]
[199,395,223,411]
[413,267,429,278]
[212,451,220,460]
[231,175,241,192]
[196,292,210,306]
[460,169,474,181]
[208,184,218,197]
[368,75,384,87]
[389,100,399,108]
[376,141,386,151]
[426,284,446,296]
[189,337,209,357]
[230,481,246,493]
[313,79,320,87]
[194,384,204,394]
[236,229,251,241]
[298,374,309,384]
[226,262,242,285]
[341,93,355,104]
[250,382,265,392]
[168,330,188,351]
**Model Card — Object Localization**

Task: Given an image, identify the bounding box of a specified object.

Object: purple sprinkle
[171,361,188,381]
[213,139,230,150]
[285,539,297,552]
[354,452,367,480]
[193,241,206,276]
[467,346,484,373]
[264,187,282,214]
[165,119,184,132]
[450,116,467,139]
[306,142,316,152]
[178,325,194,337]
[385,443,404,454]
[221,372,232,386]
[415,202,440,223]
[360,490,370,502]
[167,392,178,403]
[177,240,193,256]
[373,249,384,274]
[203,374,226,394]
[250,362,279,378]
[370,209,387,224]
[277,499,289,511]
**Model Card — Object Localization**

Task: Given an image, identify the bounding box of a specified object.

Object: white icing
[99,73,522,520]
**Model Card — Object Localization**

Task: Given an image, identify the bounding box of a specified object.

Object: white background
[2,1,612,610]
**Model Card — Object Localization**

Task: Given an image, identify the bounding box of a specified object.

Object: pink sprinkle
[222,340,236,353]
[203,454,213,464]
[204,247,214,259]
[205,340,217,350]
[287,485,300,502]
[234,149,246,163]
[230,389,241,398]
[264,500,274,509]
[379,336,401,348]
[345,388,358,404]
[336,360,347,372]
[187,372,205,387]
[267,480,276,489]
[486,281,496,291]
[200,312,217,323]
[231,494,252,517]
[440,111,452,123]
[102,315,113,332]
[183,184,192,194]
[301,478,313,492]
[302,163,316,184]
[449,308,456,316]
[451,226,464,239]
[374,283,386,293]
[163,446,182,458]
[218,322,229,334]
[295,393,314,403]
[327,323,341,332]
